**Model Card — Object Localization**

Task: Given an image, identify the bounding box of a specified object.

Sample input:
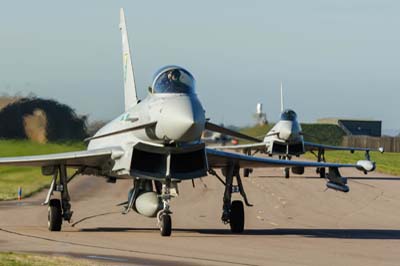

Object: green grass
[0,252,98,266]
[301,123,346,146]
[304,151,400,176]
[0,140,85,200]
[239,124,272,143]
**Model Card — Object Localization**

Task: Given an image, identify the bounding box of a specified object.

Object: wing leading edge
[206,148,375,172]
[0,147,123,168]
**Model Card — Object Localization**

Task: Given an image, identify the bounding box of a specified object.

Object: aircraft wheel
[160,214,172,237]
[319,168,326,178]
[48,199,62,231]
[230,200,244,233]
[244,168,251,177]
[284,168,290,178]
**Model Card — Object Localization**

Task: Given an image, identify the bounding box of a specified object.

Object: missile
[326,181,349,193]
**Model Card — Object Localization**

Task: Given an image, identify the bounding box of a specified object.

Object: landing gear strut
[315,148,326,178]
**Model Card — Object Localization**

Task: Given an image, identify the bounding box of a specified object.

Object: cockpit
[280,109,297,121]
[151,66,195,94]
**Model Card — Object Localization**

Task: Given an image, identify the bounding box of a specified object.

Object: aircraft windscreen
[152,67,195,94]
[280,109,297,121]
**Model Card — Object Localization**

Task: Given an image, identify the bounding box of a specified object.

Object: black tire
[284,168,290,179]
[244,168,250,177]
[48,199,62,231]
[160,214,172,237]
[319,168,326,178]
[230,200,244,233]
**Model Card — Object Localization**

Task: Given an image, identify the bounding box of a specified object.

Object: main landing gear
[314,148,326,178]
[210,164,252,233]
[43,165,80,231]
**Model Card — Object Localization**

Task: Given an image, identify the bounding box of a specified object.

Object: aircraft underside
[271,141,304,156]
[130,142,208,181]
[45,152,253,236]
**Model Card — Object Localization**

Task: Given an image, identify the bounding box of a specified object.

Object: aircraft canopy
[280,109,297,121]
[152,66,195,94]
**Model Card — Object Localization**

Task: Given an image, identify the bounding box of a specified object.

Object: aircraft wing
[304,141,384,153]
[206,148,374,172]
[0,147,123,168]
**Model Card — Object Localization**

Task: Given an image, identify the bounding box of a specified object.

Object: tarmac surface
[1,165,400,265]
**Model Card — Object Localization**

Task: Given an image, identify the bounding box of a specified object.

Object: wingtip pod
[356,160,376,172]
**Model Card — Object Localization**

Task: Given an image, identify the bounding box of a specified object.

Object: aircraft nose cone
[156,96,205,142]
[279,121,293,141]
[278,121,302,142]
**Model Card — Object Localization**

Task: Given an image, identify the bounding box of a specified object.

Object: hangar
[317,118,382,137]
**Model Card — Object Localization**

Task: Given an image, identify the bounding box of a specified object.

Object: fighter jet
[0,9,376,236]
[213,83,383,178]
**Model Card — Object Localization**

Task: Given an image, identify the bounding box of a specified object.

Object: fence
[342,136,400,152]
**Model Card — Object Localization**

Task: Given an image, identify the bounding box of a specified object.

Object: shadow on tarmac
[80,227,400,239]
[257,175,400,181]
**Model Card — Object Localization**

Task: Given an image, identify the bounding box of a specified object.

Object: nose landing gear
[157,182,173,236]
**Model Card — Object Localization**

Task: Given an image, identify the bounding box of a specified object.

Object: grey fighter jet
[213,83,383,178]
[0,9,376,236]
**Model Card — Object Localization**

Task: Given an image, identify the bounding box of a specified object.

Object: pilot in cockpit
[152,66,195,94]
[165,69,190,93]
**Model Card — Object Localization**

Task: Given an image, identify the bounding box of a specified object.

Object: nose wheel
[284,167,290,178]
[159,214,172,236]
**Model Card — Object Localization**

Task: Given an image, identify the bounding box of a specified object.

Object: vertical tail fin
[280,81,284,113]
[119,8,138,111]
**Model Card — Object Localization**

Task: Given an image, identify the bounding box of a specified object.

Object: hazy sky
[0,1,399,133]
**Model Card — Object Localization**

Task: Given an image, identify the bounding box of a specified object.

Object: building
[317,118,382,137]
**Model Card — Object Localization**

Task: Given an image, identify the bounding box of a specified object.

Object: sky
[0,1,399,134]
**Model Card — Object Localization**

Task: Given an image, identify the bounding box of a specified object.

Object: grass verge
[0,140,85,200]
[304,150,400,176]
[0,252,99,266]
